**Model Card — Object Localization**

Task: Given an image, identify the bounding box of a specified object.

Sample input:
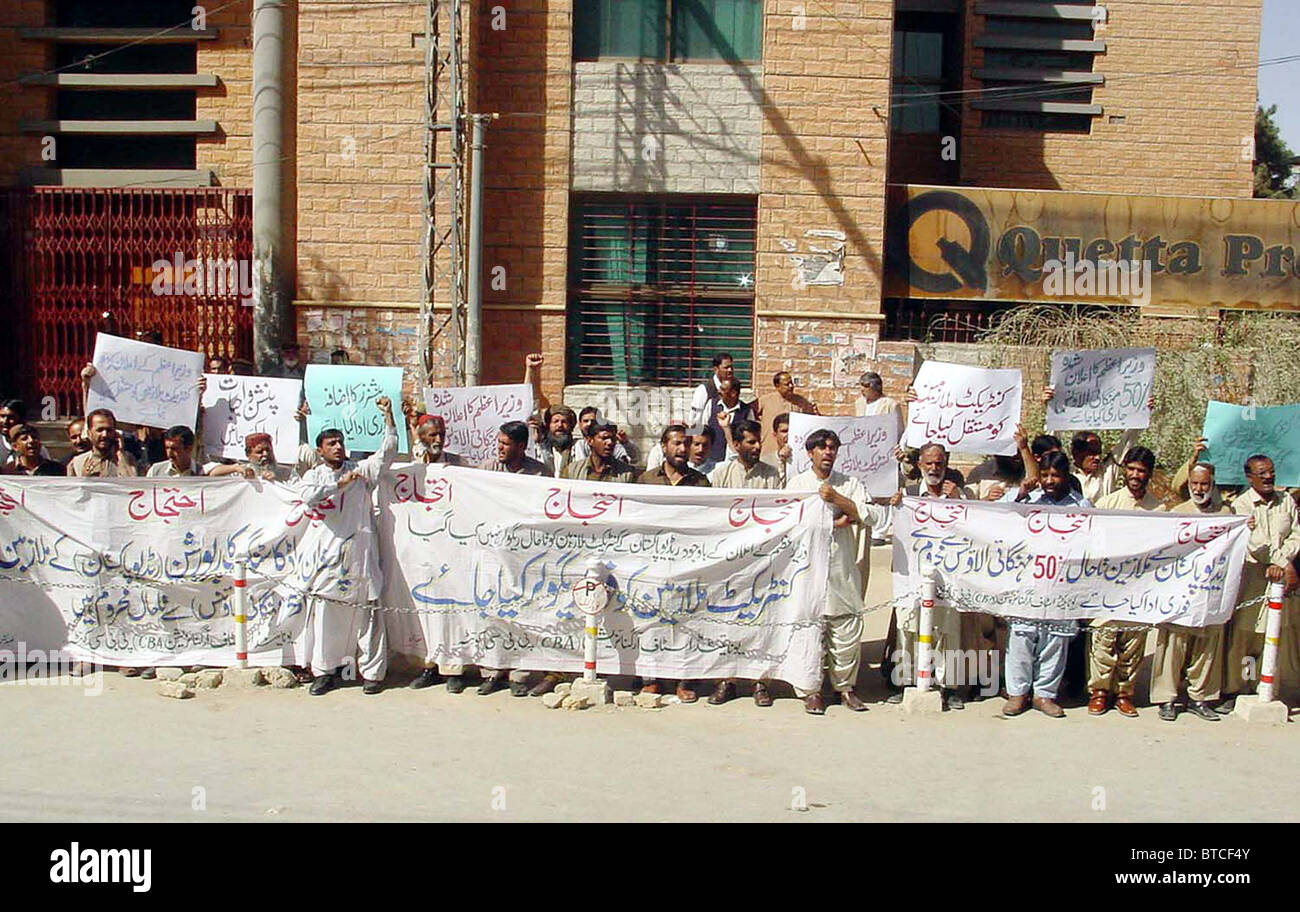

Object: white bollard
[1257,580,1285,704]
[233,560,249,669]
[917,566,936,692]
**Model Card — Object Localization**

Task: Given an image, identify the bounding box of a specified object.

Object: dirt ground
[1,547,1296,822]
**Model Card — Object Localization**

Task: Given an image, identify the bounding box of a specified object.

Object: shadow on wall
[473,0,549,384]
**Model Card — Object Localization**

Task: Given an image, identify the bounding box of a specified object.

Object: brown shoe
[1033,696,1065,718]
[803,693,826,715]
[675,682,698,704]
[118,666,141,678]
[1002,694,1031,717]
[1115,695,1139,717]
[1087,689,1109,715]
[707,680,736,705]
[639,680,662,695]
[839,689,868,712]
[752,682,773,707]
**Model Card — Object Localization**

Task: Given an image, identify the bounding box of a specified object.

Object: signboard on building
[884,185,1300,311]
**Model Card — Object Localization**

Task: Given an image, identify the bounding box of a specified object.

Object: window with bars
[573,0,762,63]
[567,196,756,386]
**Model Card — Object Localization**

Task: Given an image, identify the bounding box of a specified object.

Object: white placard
[891,497,1248,626]
[1046,347,1155,431]
[904,360,1022,455]
[86,333,205,430]
[422,383,534,466]
[201,374,303,461]
[788,413,901,497]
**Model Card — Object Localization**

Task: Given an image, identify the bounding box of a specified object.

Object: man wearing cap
[208,433,297,481]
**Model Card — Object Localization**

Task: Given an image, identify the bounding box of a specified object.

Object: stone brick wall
[959,0,1260,198]
[197,0,256,185]
[751,0,895,414]
[0,1,53,184]
[571,61,763,194]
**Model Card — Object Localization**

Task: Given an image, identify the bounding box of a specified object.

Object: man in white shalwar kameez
[295,396,397,696]
[786,428,896,715]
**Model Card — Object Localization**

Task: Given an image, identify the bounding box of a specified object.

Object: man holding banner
[1153,461,1231,722]
[889,442,965,710]
[1089,447,1164,717]
[1000,452,1092,718]
[787,429,893,715]
[295,396,398,696]
[1221,455,1300,711]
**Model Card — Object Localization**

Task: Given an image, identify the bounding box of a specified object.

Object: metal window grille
[567,195,756,386]
[2,187,253,416]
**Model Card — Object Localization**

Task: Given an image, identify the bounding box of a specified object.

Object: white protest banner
[0,477,370,667]
[904,361,1022,455]
[305,365,409,454]
[378,465,831,693]
[87,333,204,430]
[788,413,900,497]
[1046,347,1154,431]
[201,374,303,461]
[891,497,1249,627]
[422,383,534,466]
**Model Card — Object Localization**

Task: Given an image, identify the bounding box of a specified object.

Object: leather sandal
[839,689,868,712]
[803,693,826,715]
[752,682,773,707]
[675,682,698,704]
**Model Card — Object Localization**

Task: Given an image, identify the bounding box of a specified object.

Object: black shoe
[139,667,157,680]
[1189,701,1221,721]
[362,678,384,695]
[943,689,965,711]
[477,674,505,696]
[1215,694,1237,714]
[1158,701,1178,722]
[409,667,442,689]
[509,680,530,697]
[309,673,337,696]
[885,690,904,705]
[446,675,466,694]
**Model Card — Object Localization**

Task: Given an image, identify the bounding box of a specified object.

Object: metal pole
[917,565,936,692]
[1257,580,1285,703]
[252,0,291,373]
[233,560,249,669]
[465,113,496,386]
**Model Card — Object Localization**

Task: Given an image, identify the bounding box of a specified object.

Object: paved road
[1,548,1296,822]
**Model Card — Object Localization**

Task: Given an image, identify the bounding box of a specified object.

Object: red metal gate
[2,187,253,417]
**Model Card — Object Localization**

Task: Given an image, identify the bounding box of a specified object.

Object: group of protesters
[3,342,1297,720]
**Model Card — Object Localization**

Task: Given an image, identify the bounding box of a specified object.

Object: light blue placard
[304,365,408,454]
[1201,400,1300,487]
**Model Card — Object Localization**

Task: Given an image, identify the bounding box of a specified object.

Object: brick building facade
[0,0,1280,431]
